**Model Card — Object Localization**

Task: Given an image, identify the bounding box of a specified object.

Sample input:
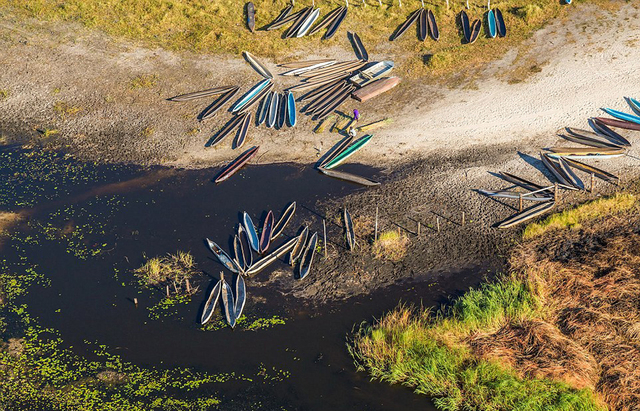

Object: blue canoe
[243,212,260,252]
[564,0,571,4]
[627,97,640,116]
[487,10,497,38]
[231,79,271,113]
[602,107,640,125]
[286,91,297,127]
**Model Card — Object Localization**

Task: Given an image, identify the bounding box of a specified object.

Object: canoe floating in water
[245,236,298,276]
[246,2,255,32]
[259,211,274,254]
[271,201,296,240]
[205,114,245,147]
[427,9,440,41]
[602,107,640,126]
[234,274,246,320]
[286,91,297,127]
[169,85,237,102]
[231,79,272,113]
[487,9,497,38]
[589,118,631,146]
[233,234,245,271]
[205,238,243,274]
[498,201,555,229]
[545,146,625,159]
[298,232,318,280]
[351,77,401,102]
[391,8,421,41]
[214,145,259,183]
[243,212,260,253]
[563,157,619,185]
[344,208,355,251]
[308,7,344,37]
[289,226,309,266]
[234,112,252,149]
[593,116,640,132]
[460,10,471,43]
[296,8,320,37]
[324,134,373,169]
[238,225,253,268]
[220,273,236,328]
[495,8,506,37]
[243,51,273,79]
[200,279,222,325]
[349,61,394,87]
[418,8,428,42]
[324,7,347,40]
[199,87,240,121]
[319,167,381,187]
[468,19,482,44]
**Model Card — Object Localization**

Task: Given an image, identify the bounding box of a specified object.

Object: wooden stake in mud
[133,298,138,307]
[519,193,523,212]
[166,285,170,298]
[461,212,465,226]
[590,173,595,193]
[374,206,379,241]
[186,279,191,293]
[554,183,559,203]
[417,221,421,237]
[173,281,179,294]
[436,216,440,233]
[323,219,328,258]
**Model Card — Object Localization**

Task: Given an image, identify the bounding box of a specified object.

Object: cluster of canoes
[201,202,320,327]
[482,97,638,228]
[259,3,348,40]
[317,134,380,187]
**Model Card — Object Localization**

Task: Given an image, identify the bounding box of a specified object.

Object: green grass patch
[372,229,409,262]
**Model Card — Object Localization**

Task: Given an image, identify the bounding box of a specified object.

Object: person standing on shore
[348,109,360,138]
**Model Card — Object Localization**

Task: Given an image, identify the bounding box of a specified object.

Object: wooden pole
[133,298,138,307]
[323,219,327,258]
[166,285,170,298]
[374,206,379,241]
[436,216,440,233]
[554,182,559,203]
[173,281,179,294]
[590,173,595,193]
[461,212,465,226]
[519,193,523,212]
[417,221,421,237]
[186,279,191,293]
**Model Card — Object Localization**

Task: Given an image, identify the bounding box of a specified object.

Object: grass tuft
[372,229,409,262]
[134,250,197,287]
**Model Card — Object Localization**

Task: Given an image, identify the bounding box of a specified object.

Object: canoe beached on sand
[498,201,555,229]
[214,145,259,183]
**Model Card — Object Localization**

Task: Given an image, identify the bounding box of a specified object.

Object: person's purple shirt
[353,109,360,120]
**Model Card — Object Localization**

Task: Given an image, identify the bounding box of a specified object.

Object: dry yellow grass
[134,250,197,287]
[372,229,409,262]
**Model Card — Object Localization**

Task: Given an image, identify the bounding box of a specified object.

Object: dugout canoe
[546,146,625,159]
[243,212,260,253]
[498,171,553,194]
[289,226,309,266]
[267,92,279,128]
[286,91,297,127]
[285,7,313,38]
[234,112,252,149]
[220,273,236,328]
[302,81,345,108]
[562,127,622,148]
[301,80,342,101]
[199,87,240,121]
[268,4,294,29]
[344,208,355,251]
[276,93,287,129]
[296,8,320,37]
[305,82,349,114]
[319,167,381,187]
[314,85,355,119]
[495,8,506,37]
[479,189,553,202]
[349,61,394,87]
[259,211,274,254]
[324,134,372,169]
[238,225,253,268]
[541,153,582,190]
[233,234,245,271]
[214,145,259,184]
[350,32,369,60]
[205,239,243,274]
[200,279,222,325]
[352,77,401,102]
[281,61,336,75]
[418,8,428,41]
[205,114,245,147]
[245,236,298,276]
[237,82,273,115]
[246,2,255,32]
[299,59,363,77]
[497,201,555,229]
[268,7,305,30]
[243,51,273,79]
[563,157,619,185]
[298,232,318,280]
[234,274,246,321]
[272,201,296,240]
[468,19,482,44]
[319,135,354,168]
[308,7,344,36]
[590,118,631,146]
[391,8,421,41]
[231,79,272,113]
[602,107,640,125]
[169,85,237,102]
[627,97,640,116]
[487,9,497,38]
[324,6,347,40]
[593,117,640,132]
[427,9,440,41]
[460,10,471,42]
[256,91,272,126]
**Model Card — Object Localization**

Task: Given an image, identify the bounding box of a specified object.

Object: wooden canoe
[243,212,260,253]
[272,201,296,240]
[319,135,354,168]
[245,236,297,276]
[296,8,320,37]
[487,9,497,38]
[279,59,336,69]
[276,93,287,129]
[352,77,401,102]
[267,92,279,128]
[559,155,587,189]
[305,82,349,114]
[562,127,622,148]
[546,146,625,159]
[237,82,273,115]
[214,145,259,183]
[418,8,428,41]
[199,87,240,121]
[286,92,297,127]
[220,273,236,328]
[349,31,368,61]
[344,208,355,251]
[495,8,506,37]
[205,239,243,274]
[267,4,294,29]
[238,225,253,268]
[319,167,381,187]
[627,97,640,116]
[233,112,252,149]
[259,210,274,254]
[308,7,344,36]
[205,114,245,147]
[593,117,640,132]
[246,2,255,32]
[169,85,237,102]
[563,157,619,185]
[349,61,394,87]
[234,274,246,320]
[468,19,482,44]
[498,201,555,229]
[301,79,343,102]
[200,279,222,324]
[314,85,355,119]
[590,118,631,146]
[233,234,245,270]
[427,9,439,41]
[289,77,346,93]
[299,59,362,77]
[298,232,318,280]
[231,79,272,113]
[498,171,552,194]
[268,7,305,31]
[243,51,273,79]
[479,189,552,202]
[303,82,345,110]
[289,226,309,266]
[324,7,347,40]
[324,134,372,169]
[460,10,471,42]
[257,91,272,126]
[391,8,421,41]
[602,107,640,125]
[301,70,353,87]
[281,61,336,76]
[541,153,581,190]
[285,7,313,38]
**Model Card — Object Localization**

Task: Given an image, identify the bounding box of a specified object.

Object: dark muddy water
[2,148,494,410]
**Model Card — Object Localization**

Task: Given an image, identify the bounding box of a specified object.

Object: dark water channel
[2,148,494,410]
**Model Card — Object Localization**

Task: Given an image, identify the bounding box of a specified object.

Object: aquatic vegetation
[371,230,409,262]
[146,293,192,321]
[135,251,198,288]
[201,313,287,332]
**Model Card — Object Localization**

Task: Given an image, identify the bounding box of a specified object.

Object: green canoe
[323,134,372,169]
